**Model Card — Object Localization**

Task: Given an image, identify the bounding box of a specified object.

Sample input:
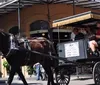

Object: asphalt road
[69,75,95,85]
[0,74,95,85]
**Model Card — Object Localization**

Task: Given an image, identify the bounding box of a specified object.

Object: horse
[0,30,58,85]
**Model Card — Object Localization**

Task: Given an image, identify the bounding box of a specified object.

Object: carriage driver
[7,34,20,56]
[89,21,100,57]
[9,33,31,55]
[10,34,19,50]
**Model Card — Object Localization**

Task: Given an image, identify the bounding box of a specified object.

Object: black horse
[0,30,57,85]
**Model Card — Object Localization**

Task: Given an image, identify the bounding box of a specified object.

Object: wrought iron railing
[0,0,11,5]
[0,0,9,3]
[0,0,18,8]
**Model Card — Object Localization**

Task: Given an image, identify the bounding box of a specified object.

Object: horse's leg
[16,67,28,85]
[43,65,55,85]
[7,67,15,85]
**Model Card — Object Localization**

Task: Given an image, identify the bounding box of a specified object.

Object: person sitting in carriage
[89,21,100,57]
[71,27,85,41]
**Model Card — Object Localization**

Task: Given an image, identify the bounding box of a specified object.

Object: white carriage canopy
[53,11,100,28]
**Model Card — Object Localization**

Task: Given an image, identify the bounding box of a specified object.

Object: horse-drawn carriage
[53,11,100,85]
[1,11,100,85]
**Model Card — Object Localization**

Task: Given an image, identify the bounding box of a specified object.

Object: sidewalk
[71,74,93,80]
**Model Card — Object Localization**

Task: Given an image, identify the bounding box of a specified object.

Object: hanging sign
[64,42,80,57]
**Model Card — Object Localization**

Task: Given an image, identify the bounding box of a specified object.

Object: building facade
[0,4,100,36]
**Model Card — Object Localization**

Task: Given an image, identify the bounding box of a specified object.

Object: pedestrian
[40,64,47,80]
[34,63,43,80]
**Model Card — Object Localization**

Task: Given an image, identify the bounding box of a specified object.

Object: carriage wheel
[55,68,70,85]
[93,62,100,85]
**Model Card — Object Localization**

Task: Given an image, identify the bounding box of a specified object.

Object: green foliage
[27,66,36,76]
[27,66,34,75]
[3,61,10,74]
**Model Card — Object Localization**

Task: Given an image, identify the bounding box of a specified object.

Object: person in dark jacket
[72,28,85,40]
[75,32,85,40]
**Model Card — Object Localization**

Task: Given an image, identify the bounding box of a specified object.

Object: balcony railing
[0,0,18,8]
[0,0,100,16]
[0,0,10,4]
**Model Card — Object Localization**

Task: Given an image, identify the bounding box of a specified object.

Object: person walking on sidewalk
[34,63,43,80]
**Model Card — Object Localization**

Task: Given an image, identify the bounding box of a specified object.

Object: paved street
[69,74,95,85]
[0,74,95,85]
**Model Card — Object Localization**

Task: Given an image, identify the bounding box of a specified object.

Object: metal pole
[73,0,75,15]
[47,3,50,23]
[58,26,60,43]
[47,3,53,42]
[18,0,21,37]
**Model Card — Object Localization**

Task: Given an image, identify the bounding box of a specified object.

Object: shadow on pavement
[87,84,95,85]
[0,79,7,84]
[72,77,93,81]
[12,83,44,85]
[0,81,6,84]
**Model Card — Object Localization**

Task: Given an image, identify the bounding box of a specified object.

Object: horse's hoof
[25,84,28,85]
[53,83,59,85]
[5,81,8,85]
[22,83,28,85]
[5,81,11,85]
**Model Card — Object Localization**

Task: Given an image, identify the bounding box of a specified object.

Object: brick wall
[0,4,99,37]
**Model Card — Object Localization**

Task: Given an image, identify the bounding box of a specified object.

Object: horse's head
[0,30,10,56]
